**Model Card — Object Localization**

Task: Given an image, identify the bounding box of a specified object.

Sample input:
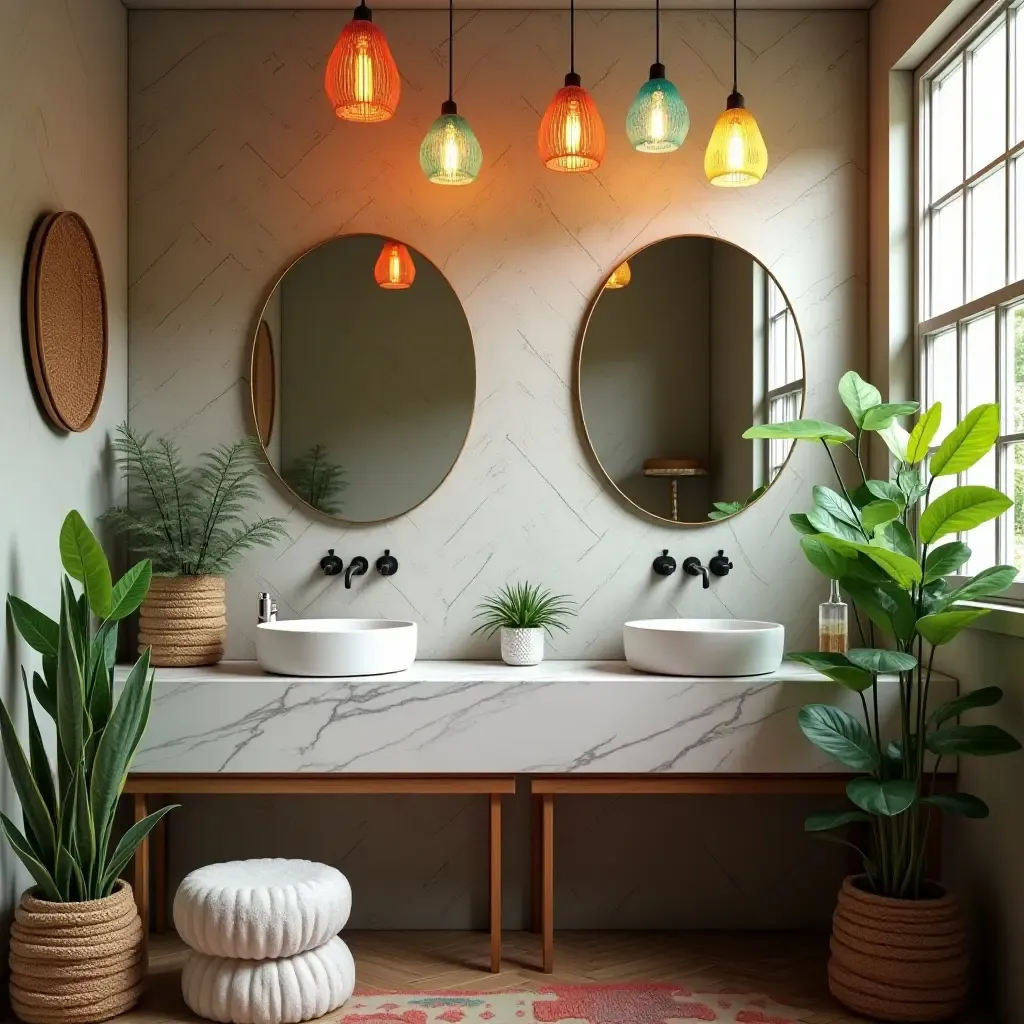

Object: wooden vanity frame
[125,773,515,973]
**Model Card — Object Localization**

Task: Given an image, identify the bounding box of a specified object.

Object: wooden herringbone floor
[118,930,885,1024]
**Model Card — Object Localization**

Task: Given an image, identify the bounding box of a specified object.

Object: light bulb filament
[354,38,374,104]
[564,100,582,154]
[648,90,666,143]
[388,247,401,284]
[442,124,461,176]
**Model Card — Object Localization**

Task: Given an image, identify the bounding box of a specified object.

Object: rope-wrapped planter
[9,881,144,1024]
[828,875,968,1021]
[139,575,226,667]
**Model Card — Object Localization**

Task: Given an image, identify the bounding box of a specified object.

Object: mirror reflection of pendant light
[325,2,401,123]
[419,0,482,185]
[375,241,416,289]
[604,261,632,289]
[625,0,689,153]
[704,0,768,187]
[538,0,606,173]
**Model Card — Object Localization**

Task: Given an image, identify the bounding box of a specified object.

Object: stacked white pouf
[173,859,355,1024]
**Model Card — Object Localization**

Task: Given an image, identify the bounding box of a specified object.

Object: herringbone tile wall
[128,8,867,662]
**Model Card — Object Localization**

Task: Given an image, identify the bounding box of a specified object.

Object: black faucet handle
[376,549,399,576]
[709,550,733,577]
[320,549,344,576]
[652,550,676,576]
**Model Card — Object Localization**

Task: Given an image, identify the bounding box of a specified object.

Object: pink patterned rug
[339,984,798,1023]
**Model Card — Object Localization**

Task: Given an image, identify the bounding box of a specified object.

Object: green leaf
[842,578,917,645]
[898,466,928,506]
[73,762,95,891]
[929,687,1004,726]
[790,513,818,536]
[59,510,113,619]
[55,588,86,771]
[865,480,906,506]
[813,486,863,529]
[916,608,990,645]
[922,792,990,818]
[108,560,152,622]
[743,419,855,444]
[838,371,882,428]
[846,648,918,674]
[805,809,870,832]
[798,705,880,771]
[919,486,1013,544]
[954,565,1019,603]
[859,545,923,587]
[878,421,911,461]
[800,536,851,579]
[808,506,865,543]
[907,402,942,464]
[32,670,56,722]
[925,542,972,582]
[21,670,56,822]
[862,401,920,431]
[847,778,917,817]
[931,404,1000,476]
[99,804,178,896]
[0,813,60,901]
[789,651,873,692]
[862,500,901,534]
[88,627,116,732]
[921,578,953,616]
[7,596,58,660]
[927,724,1022,757]
[876,521,917,560]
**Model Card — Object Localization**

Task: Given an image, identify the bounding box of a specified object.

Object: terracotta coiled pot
[8,880,144,1024]
[138,574,226,667]
[828,875,968,1022]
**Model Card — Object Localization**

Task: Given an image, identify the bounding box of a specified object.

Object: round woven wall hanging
[26,211,108,432]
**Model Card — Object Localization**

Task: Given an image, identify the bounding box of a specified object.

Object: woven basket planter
[8,881,144,1024]
[139,575,226,667]
[828,875,968,1022]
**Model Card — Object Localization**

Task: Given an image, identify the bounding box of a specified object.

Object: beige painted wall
[0,0,127,1003]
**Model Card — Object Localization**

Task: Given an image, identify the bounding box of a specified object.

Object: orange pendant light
[374,241,416,289]
[538,0,606,172]
[325,3,401,123]
[604,260,631,289]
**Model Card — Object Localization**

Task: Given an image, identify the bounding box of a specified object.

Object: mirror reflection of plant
[105,423,288,576]
[708,485,768,521]
[744,371,1020,900]
[0,511,175,901]
[472,583,577,637]
[283,443,347,516]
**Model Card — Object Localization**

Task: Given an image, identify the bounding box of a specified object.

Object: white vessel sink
[256,619,417,677]
[623,618,785,677]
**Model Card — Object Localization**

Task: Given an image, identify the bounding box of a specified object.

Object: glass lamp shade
[626,69,689,153]
[325,8,401,123]
[374,242,416,289]
[604,261,631,289]
[538,74,606,173]
[704,94,768,187]
[419,103,483,185]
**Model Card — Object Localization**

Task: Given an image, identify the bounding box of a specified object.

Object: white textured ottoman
[182,936,356,1024]
[173,859,351,960]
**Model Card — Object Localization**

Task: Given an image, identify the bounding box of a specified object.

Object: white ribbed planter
[500,627,544,666]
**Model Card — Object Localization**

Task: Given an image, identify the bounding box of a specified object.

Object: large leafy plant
[745,372,1021,899]
[105,423,288,576]
[0,511,175,901]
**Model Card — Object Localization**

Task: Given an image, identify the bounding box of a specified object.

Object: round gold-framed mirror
[576,235,806,526]
[250,233,476,523]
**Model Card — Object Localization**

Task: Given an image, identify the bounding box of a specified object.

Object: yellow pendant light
[704,0,768,187]
[604,261,632,289]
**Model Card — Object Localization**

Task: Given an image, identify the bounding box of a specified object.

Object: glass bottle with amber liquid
[819,579,848,654]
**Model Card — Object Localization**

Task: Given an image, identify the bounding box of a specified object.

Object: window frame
[915,0,1024,603]
[764,278,804,482]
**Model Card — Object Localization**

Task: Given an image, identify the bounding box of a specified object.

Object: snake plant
[0,510,175,902]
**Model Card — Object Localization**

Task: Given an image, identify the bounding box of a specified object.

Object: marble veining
[124,660,956,775]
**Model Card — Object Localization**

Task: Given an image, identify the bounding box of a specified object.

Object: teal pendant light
[419,0,482,185]
[626,0,689,153]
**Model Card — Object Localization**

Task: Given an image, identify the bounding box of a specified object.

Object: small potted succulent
[473,582,576,666]
[104,423,288,667]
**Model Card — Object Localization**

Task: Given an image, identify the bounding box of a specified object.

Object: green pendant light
[419,0,482,185]
[625,0,689,153]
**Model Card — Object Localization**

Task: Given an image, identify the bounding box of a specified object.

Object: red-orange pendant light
[325,3,401,123]
[374,241,416,289]
[538,0,605,172]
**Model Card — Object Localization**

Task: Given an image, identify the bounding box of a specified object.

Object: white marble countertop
[123,660,956,776]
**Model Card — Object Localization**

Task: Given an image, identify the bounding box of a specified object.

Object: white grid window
[918,0,1024,589]
[766,278,803,480]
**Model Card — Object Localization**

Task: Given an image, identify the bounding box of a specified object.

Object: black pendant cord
[655,0,660,66]
[448,0,454,103]
[732,0,738,95]
[570,0,575,74]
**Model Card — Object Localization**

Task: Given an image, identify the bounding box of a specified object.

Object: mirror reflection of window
[764,277,804,481]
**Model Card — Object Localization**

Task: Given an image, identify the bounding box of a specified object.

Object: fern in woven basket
[104,423,288,576]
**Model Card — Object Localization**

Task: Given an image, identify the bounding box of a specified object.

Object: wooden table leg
[133,793,150,966]
[541,793,554,974]
[154,798,168,935]
[489,793,502,973]
[530,794,542,933]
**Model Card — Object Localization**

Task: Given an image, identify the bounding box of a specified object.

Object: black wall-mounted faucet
[709,550,734,578]
[345,556,369,589]
[682,556,710,589]
[652,550,677,576]
[320,549,343,576]
[376,549,399,576]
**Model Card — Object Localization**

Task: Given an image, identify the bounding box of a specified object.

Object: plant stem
[820,440,871,540]
[855,429,869,485]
